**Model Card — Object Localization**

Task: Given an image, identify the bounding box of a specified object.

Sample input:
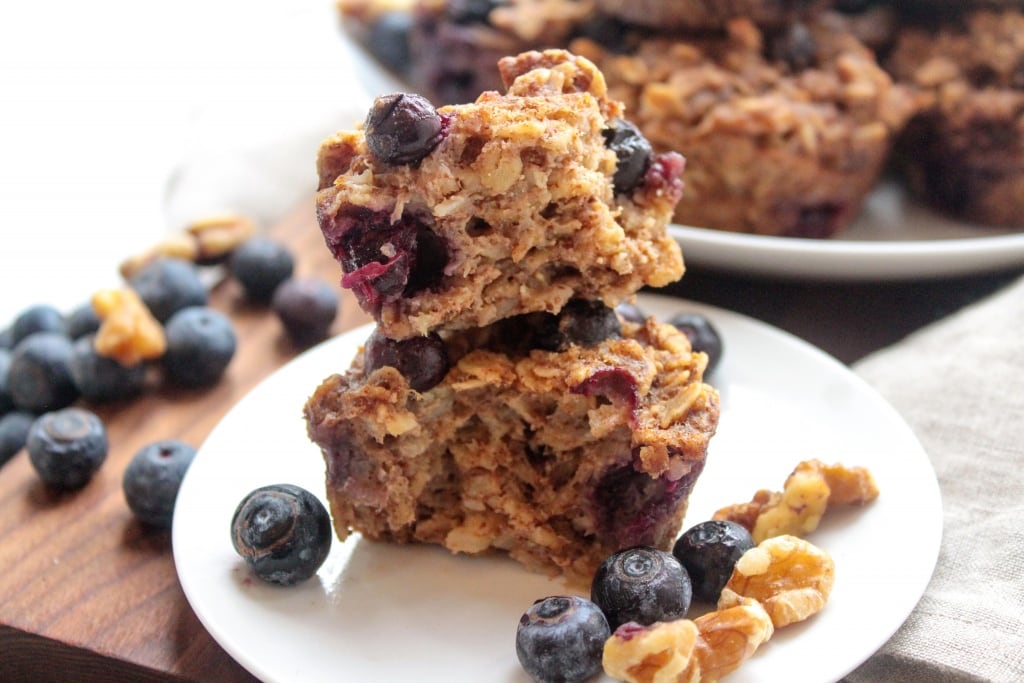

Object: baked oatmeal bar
[304,307,719,582]
[573,17,917,237]
[887,9,1024,227]
[593,0,831,31]
[316,50,685,339]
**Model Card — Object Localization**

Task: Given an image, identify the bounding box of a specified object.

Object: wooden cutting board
[0,198,370,683]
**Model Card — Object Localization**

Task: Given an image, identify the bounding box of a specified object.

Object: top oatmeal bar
[315,49,685,339]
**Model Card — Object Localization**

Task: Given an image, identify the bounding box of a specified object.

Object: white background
[0,0,368,325]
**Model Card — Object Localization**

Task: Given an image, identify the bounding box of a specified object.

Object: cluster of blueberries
[0,235,339,529]
[517,521,756,683]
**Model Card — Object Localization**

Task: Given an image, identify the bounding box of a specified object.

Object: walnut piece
[719,534,835,629]
[92,288,166,365]
[602,598,773,682]
[185,213,256,263]
[712,459,879,542]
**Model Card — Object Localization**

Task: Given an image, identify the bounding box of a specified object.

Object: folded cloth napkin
[844,275,1024,683]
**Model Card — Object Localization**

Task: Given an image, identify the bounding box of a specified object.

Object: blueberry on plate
[272,277,339,348]
[69,335,146,403]
[161,307,237,389]
[228,237,295,304]
[591,546,692,630]
[63,302,101,340]
[364,329,450,392]
[673,520,755,603]
[11,304,65,346]
[122,439,197,528]
[231,484,332,586]
[130,257,208,323]
[0,411,36,466]
[516,595,610,683]
[0,349,14,414]
[26,407,108,490]
[666,312,724,376]
[7,332,79,413]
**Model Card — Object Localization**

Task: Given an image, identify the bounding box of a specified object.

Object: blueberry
[26,407,108,490]
[161,307,237,389]
[672,520,755,604]
[228,237,296,304]
[69,335,146,403]
[0,411,35,466]
[666,312,723,375]
[615,301,648,325]
[271,277,339,348]
[364,328,450,392]
[11,304,65,346]
[7,332,79,413]
[770,23,818,72]
[602,118,653,195]
[0,327,13,350]
[447,0,507,24]
[555,299,622,349]
[231,483,332,586]
[591,546,692,630]
[0,349,14,415]
[122,439,197,528]
[130,257,208,323]
[516,596,610,683]
[64,302,101,339]
[365,93,445,165]
[367,11,414,73]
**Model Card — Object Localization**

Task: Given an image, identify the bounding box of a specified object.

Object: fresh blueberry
[130,257,208,323]
[271,277,339,348]
[591,546,692,630]
[557,299,622,349]
[367,11,414,73]
[602,118,654,195]
[64,302,101,339]
[516,595,610,683]
[0,327,13,350]
[0,349,14,415]
[365,93,445,165]
[615,301,648,325]
[228,237,296,304]
[161,307,237,389]
[7,332,79,413]
[122,439,197,528]
[26,407,108,490]
[672,520,755,604]
[69,335,146,403]
[447,0,507,24]
[11,304,65,346]
[364,328,450,392]
[0,411,36,466]
[666,312,723,375]
[231,483,332,586]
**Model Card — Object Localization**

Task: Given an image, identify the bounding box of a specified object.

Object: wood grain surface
[0,198,369,683]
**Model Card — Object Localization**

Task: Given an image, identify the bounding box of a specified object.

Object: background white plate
[173,295,942,682]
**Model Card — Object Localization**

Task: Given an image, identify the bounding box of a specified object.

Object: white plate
[173,294,942,683]
[343,37,1024,282]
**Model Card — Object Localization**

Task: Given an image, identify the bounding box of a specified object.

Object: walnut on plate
[719,534,834,629]
[712,459,879,543]
[602,598,773,683]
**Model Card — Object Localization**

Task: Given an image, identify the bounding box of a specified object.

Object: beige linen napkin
[843,275,1024,683]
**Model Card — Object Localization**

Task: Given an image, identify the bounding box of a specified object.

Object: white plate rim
[172,295,943,683]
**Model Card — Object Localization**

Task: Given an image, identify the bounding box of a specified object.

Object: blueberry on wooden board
[228,237,295,304]
[130,257,208,323]
[26,407,108,490]
[7,332,79,413]
[122,439,197,528]
[161,307,237,389]
[69,335,146,403]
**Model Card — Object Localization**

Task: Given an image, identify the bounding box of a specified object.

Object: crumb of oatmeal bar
[304,314,718,583]
[316,49,685,339]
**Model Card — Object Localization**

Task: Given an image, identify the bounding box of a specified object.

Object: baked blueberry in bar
[315,49,685,340]
[304,306,720,582]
